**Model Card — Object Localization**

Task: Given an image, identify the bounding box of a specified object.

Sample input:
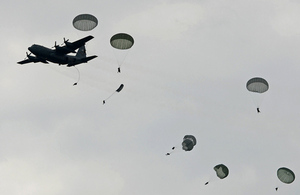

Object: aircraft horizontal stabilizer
[67,55,97,67]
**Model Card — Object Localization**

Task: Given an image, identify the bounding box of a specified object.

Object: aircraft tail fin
[76,46,86,58]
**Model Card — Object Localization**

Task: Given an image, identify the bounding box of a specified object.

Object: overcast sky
[1,0,300,194]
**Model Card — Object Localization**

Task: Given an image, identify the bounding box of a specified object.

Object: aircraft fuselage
[28,44,76,65]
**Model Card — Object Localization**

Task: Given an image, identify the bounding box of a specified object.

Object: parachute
[182,135,197,151]
[246,77,269,113]
[116,84,124,92]
[73,14,98,31]
[214,164,229,179]
[205,164,229,185]
[103,84,124,104]
[246,77,269,93]
[110,33,134,50]
[276,167,295,191]
[166,135,196,155]
[277,167,295,184]
[110,33,134,72]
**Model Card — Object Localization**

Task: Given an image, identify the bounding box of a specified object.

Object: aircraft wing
[55,35,94,55]
[17,56,48,65]
[69,35,94,50]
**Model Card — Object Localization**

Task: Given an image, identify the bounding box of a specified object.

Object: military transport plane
[17,35,97,66]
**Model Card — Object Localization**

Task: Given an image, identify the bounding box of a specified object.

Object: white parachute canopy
[214,164,229,179]
[277,167,295,184]
[110,33,134,50]
[205,164,229,185]
[246,77,269,93]
[73,14,98,31]
[182,135,196,151]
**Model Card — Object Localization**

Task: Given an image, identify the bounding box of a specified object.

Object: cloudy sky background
[0,0,300,194]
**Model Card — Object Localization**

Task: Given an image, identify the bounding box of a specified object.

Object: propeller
[52,41,60,49]
[63,37,72,47]
[59,38,69,46]
[25,52,32,59]
[63,37,69,43]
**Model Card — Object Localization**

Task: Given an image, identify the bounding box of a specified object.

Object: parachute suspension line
[249,93,259,108]
[102,91,116,105]
[106,91,116,100]
[119,49,130,67]
[249,92,265,111]
[111,48,120,73]
[112,48,130,73]
[260,94,265,106]
[73,66,80,86]
[112,48,120,66]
